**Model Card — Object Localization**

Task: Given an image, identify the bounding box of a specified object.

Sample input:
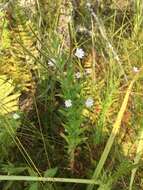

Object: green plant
[132,0,143,38]
[0,1,143,190]
[87,68,143,190]
[0,75,21,159]
[129,97,143,190]
[96,160,135,190]
[59,58,87,168]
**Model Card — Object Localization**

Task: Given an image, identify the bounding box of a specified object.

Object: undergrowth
[0,0,143,190]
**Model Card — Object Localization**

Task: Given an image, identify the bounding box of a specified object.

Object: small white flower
[65,99,72,108]
[75,72,81,79]
[85,97,94,108]
[13,113,20,120]
[133,66,139,73]
[86,2,91,8]
[85,69,92,75]
[75,48,85,59]
[48,61,54,67]
[108,43,112,49]
[48,59,55,67]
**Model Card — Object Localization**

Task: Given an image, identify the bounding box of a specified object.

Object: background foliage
[0,0,143,190]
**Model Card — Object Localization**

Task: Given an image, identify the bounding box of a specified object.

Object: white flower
[48,59,55,67]
[65,99,72,108]
[13,113,20,120]
[48,61,54,67]
[86,2,91,8]
[75,48,85,59]
[75,72,81,79]
[133,66,139,73]
[85,69,92,75]
[85,97,94,108]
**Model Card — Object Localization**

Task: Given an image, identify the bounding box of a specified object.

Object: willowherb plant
[59,59,87,169]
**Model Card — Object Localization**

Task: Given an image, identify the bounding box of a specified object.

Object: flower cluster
[65,97,94,108]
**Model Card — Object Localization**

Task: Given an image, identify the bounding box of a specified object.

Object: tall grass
[133,0,143,38]
[87,68,143,190]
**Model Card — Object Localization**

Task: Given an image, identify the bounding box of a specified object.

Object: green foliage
[0,75,20,156]
[133,0,143,38]
[59,58,87,166]
[0,75,20,169]
[1,163,27,175]
[95,77,119,144]
[96,161,134,190]
[28,183,38,190]
[0,114,20,159]
[129,96,143,190]
[0,12,11,50]
[0,1,143,190]
[44,167,58,177]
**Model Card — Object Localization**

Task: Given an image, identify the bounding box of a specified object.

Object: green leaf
[3,181,13,190]
[29,182,38,190]
[44,167,58,177]
[27,168,38,177]
[2,163,27,175]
